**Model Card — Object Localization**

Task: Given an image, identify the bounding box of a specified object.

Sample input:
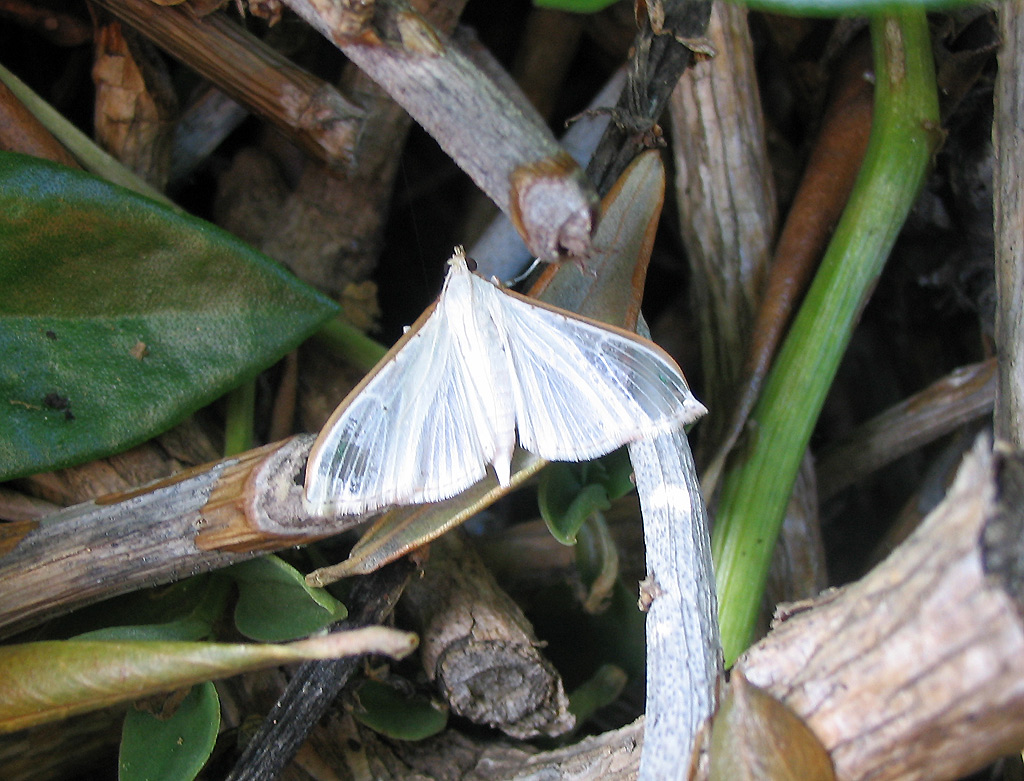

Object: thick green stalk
[223,380,256,456]
[712,9,940,666]
[314,317,387,374]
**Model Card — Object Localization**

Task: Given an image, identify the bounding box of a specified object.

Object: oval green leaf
[119,682,220,781]
[352,679,448,741]
[230,555,347,642]
[0,152,339,480]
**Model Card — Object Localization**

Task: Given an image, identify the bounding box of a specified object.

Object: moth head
[448,246,478,274]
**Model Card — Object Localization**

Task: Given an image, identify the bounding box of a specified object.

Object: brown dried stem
[281,0,598,261]
[816,357,996,500]
[90,0,363,166]
[0,437,355,636]
[735,437,1024,781]
[668,0,776,467]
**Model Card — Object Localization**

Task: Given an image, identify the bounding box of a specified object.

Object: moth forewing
[495,290,706,461]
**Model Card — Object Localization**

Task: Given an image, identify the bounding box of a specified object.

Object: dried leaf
[709,672,834,781]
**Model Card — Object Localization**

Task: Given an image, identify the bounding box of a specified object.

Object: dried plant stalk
[670,0,776,440]
[90,0,363,166]
[816,358,996,500]
[281,0,598,261]
[0,437,353,636]
[400,532,574,739]
[994,0,1024,447]
[736,437,1024,781]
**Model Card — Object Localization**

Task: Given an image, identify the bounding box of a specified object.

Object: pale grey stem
[629,428,722,780]
[994,1,1024,447]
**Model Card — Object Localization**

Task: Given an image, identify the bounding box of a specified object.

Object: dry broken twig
[401,531,574,739]
[994,0,1024,448]
[91,0,364,166]
[0,436,353,637]
[280,0,599,261]
[816,357,996,500]
[734,436,1024,781]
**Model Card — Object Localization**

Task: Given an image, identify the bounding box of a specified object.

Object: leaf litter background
[0,0,1004,779]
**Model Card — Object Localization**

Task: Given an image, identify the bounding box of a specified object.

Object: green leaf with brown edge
[0,627,418,733]
[119,682,220,781]
[710,672,835,781]
[0,151,339,480]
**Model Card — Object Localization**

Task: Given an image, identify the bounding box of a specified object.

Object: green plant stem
[711,9,940,667]
[314,317,387,373]
[223,380,256,456]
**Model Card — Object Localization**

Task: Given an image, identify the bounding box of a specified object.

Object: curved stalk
[712,9,941,666]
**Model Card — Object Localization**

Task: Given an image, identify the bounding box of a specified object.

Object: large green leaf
[0,152,339,479]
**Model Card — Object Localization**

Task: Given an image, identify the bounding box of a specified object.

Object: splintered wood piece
[281,0,598,261]
[669,0,777,464]
[737,437,1024,781]
[0,437,360,636]
[90,0,363,166]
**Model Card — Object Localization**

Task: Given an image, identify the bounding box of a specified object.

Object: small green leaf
[0,152,339,480]
[593,447,637,501]
[532,0,619,12]
[230,555,347,642]
[74,577,231,642]
[539,449,634,545]
[119,682,220,781]
[352,679,448,741]
[568,664,627,724]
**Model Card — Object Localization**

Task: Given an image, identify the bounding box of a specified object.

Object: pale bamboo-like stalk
[90,0,363,166]
[994,0,1024,447]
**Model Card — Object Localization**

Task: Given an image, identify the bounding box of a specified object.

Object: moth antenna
[502,256,543,287]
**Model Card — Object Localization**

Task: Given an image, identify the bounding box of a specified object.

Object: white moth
[304,247,706,516]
